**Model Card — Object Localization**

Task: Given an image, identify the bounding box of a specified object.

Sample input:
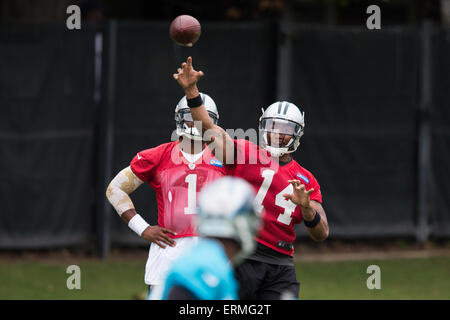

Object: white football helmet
[197,177,261,265]
[259,101,305,157]
[175,93,219,141]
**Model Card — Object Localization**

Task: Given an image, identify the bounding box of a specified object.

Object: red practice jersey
[130,141,227,238]
[228,139,322,256]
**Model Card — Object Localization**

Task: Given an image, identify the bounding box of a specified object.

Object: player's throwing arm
[173,57,234,164]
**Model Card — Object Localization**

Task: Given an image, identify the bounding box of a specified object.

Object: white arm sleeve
[106,166,144,216]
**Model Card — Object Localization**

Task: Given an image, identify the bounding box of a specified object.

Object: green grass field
[0,256,449,299]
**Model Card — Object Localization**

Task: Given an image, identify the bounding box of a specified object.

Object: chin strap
[177,123,203,141]
[263,132,294,157]
[265,145,289,157]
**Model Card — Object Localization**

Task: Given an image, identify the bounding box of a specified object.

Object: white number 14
[254,170,296,225]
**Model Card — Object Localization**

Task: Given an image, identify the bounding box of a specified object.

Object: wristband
[128,214,150,236]
[187,95,203,108]
[304,211,321,228]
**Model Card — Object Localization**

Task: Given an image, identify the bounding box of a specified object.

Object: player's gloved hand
[142,226,177,248]
[283,179,314,211]
[173,56,204,93]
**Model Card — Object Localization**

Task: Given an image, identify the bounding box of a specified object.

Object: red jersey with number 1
[228,139,322,256]
[130,141,227,238]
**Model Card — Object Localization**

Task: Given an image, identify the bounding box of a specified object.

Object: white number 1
[254,169,296,225]
[184,174,197,215]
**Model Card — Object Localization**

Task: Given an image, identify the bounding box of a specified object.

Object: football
[169,15,201,47]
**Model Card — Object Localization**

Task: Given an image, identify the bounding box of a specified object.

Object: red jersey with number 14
[130,141,227,238]
[228,139,322,256]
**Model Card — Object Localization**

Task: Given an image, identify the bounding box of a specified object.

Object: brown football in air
[169,15,201,47]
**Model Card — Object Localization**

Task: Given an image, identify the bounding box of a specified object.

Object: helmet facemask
[259,117,304,157]
[231,214,260,265]
[175,108,219,141]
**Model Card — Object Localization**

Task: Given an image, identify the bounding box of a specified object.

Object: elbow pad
[106,166,143,215]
